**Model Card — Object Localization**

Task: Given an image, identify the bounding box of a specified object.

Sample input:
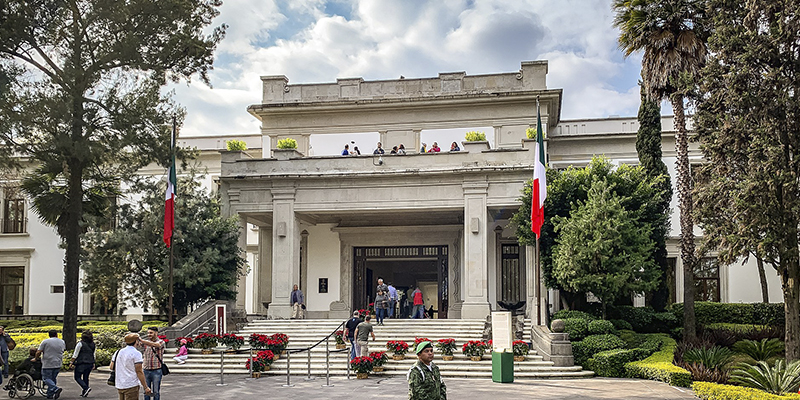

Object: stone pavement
[42,372,697,399]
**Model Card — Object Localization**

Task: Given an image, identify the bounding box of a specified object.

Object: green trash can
[491,351,514,383]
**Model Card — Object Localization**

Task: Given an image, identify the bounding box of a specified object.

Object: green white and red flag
[531,100,547,239]
[163,124,177,247]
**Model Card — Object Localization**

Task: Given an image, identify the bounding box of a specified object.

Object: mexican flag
[163,125,177,247]
[531,101,547,239]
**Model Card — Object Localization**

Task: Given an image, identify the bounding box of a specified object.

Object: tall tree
[635,81,673,310]
[613,0,709,341]
[552,179,659,319]
[0,0,225,348]
[693,0,800,361]
[82,169,246,314]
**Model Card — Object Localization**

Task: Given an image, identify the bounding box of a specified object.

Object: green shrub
[607,306,676,333]
[671,302,784,327]
[588,320,616,335]
[733,339,785,362]
[561,318,589,341]
[731,360,800,395]
[464,131,486,141]
[624,334,692,387]
[276,138,297,149]
[553,310,597,321]
[693,381,800,400]
[684,346,735,371]
[226,139,247,151]
[587,348,653,377]
[611,319,633,331]
[95,348,118,367]
[572,334,626,366]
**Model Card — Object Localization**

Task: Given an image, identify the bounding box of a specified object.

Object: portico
[220,61,562,321]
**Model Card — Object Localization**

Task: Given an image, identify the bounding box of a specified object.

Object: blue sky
[170,0,650,145]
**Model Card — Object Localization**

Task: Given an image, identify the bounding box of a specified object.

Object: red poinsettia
[386,340,409,355]
[350,356,374,373]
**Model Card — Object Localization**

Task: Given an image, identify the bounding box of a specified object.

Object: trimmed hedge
[572,334,626,366]
[624,334,692,387]
[588,320,616,335]
[611,319,633,331]
[693,382,800,400]
[705,323,772,334]
[586,333,664,377]
[553,310,597,321]
[561,318,589,341]
[671,302,785,327]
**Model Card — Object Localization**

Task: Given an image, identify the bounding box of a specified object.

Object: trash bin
[491,351,514,383]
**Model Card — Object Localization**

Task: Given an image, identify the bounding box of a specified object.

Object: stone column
[235,216,248,309]
[256,227,273,314]
[269,186,300,319]
[461,181,491,319]
[525,245,538,323]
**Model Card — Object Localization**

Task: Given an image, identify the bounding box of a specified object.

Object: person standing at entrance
[291,284,305,319]
[375,290,389,326]
[344,311,361,360]
[37,330,65,399]
[387,283,398,319]
[412,286,425,319]
[354,316,375,357]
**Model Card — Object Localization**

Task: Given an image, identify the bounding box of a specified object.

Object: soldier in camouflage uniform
[407,341,446,400]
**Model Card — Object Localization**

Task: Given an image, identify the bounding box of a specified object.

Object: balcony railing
[1,218,27,234]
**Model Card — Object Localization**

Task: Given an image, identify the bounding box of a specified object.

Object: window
[694,258,720,302]
[50,285,64,294]
[2,198,26,233]
[0,267,24,315]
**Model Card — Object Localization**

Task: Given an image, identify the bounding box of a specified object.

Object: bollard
[346,345,351,380]
[304,348,314,381]
[245,348,254,380]
[282,350,294,387]
[216,351,227,386]
[322,337,333,387]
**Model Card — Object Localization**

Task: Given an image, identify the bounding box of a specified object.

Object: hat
[180,339,187,345]
[415,341,433,355]
[124,333,139,345]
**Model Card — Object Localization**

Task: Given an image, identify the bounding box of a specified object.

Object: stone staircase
[166,318,593,379]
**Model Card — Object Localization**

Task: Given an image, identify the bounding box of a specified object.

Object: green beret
[415,341,433,355]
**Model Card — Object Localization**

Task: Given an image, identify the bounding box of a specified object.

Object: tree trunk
[63,157,83,351]
[672,95,697,342]
[756,255,769,303]
[782,259,800,362]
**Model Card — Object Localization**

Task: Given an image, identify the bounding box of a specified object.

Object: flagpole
[168,115,176,326]
[535,237,541,326]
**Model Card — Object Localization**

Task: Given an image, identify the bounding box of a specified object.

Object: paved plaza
[46,372,697,399]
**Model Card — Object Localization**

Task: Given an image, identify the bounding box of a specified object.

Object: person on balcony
[341,144,350,156]
[450,142,460,152]
[428,142,441,152]
[398,144,407,155]
[373,142,385,154]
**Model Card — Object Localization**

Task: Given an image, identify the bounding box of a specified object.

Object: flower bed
[693,382,800,400]
[624,335,691,387]
[245,350,275,372]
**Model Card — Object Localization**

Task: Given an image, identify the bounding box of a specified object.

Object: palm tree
[613,0,708,341]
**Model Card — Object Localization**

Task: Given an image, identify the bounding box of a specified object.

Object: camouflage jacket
[407,360,446,400]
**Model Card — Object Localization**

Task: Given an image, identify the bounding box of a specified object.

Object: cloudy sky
[170,0,649,152]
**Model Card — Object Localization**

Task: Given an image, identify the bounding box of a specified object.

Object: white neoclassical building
[0,60,782,320]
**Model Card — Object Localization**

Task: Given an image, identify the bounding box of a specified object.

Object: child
[173,339,188,364]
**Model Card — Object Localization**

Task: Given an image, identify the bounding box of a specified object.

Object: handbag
[154,349,170,376]
[6,337,15,351]
[107,350,118,386]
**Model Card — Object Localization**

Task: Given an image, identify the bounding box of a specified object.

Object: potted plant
[386,340,409,360]
[513,340,530,361]
[245,350,275,377]
[462,340,487,361]
[226,139,247,151]
[436,338,457,361]
[220,333,244,352]
[357,309,369,319]
[522,127,545,150]
[414,337,431,346]
[350,356,374,379]
[249,333,270,350]
[273,138,302,160]
[269,333,289,356]
[194,333,219,354]
[461,131,490,152]
[334,330,346,349]
[370,351,388,372]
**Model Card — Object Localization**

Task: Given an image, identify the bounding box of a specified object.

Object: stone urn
[356,372,369,379]
[393,354,405,361]
[461,140,491,153]
[442,355,454,361]
[514,356,525,362]
[470,356,482,362]
[372,366,384,373]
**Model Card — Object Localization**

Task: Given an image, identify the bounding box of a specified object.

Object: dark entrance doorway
[353,246,448,319]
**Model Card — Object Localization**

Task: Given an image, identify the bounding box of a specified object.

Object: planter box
[356,372,369,379]
[272,148,302,160]
[336,344,346,349]
[461,141,490,153]
[514,355,525,362]
[470,355,483,362]
[442,355,454,361]
[372,366,384,372]
[392,354,405,361]
[201,349,214,355]
[521,138,537,150]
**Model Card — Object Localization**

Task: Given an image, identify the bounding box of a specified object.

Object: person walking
[111,334,152,400]
[374,290,389,326]
[291,284,305,319]
[173,339,188,364]
[407,341,447,400]
[412,286,425,319]
[0,325,15,379]
[354,316,376,357]
[69,330,95,397]
[343,311,362,360]
[376,278,388,295]
[387,283,398,319]
[37,330,65,399]
[138,327,165,400]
